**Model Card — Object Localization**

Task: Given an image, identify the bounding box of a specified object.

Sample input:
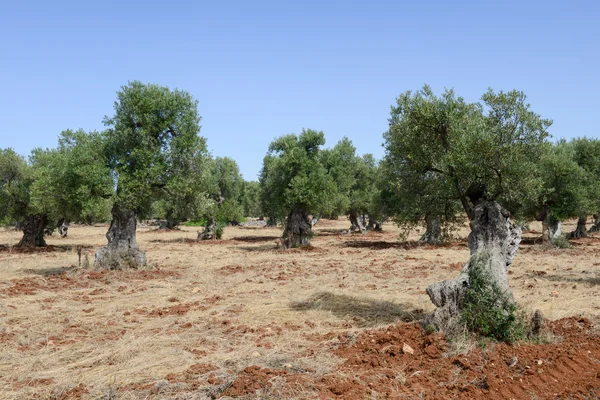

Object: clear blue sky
[2,0,599,180]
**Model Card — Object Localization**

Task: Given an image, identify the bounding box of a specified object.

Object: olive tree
[211,157,244,224]
[95,81,204,268]
[571,137,600,234]
[259,129,335,248]
[0,149,43,246]
[241,180,261,218]
[152,141,211,230]
[384,85,551,331]
[0,130,112,247]
[321,139,382,233]
[379,153,462,244]
[320,137,356,220]
[50,130,113,227]
[522,141,590,244]
[198,157,244,240]
[347,153,382,233]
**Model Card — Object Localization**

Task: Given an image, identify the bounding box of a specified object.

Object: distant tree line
[1,82,599,265]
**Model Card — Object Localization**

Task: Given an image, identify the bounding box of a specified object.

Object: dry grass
[0,218,599,398]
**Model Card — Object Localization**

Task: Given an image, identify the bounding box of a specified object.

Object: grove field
[1,219,599,399]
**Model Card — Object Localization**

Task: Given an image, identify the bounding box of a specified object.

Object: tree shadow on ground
[0,244,92,254]
[230,236,280,243]
[148,238,198,244]
[290,292,425,327]
[237,244,278,252]
[522,271,600,286]
[313,228,348,237]
[342,240,419,250]
[23,266,76,276]
[519,237,543,246]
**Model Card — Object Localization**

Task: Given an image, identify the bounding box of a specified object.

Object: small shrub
[461,254,525,343]
[551,235,571,249]
[215,223,225,240]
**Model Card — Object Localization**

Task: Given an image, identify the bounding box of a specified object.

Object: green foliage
[215,199,244,224]
[383,85,551,226]
[259,129,336,220]
[348,154,379,216]
[320,137,357,217]
[33,129,113,223]
[214,222,225,240]
[1,129,113,229]
[103,81,204,217]
[550,235,571,249]
[321,137,381,220]
[462,254,525,343]
[204,157,245,223]
[151,143,212,227]
[183,217,208,227]
[0,148,31,223]
[523,141,590,223]
[241,181,261,218]
[571,137,600,215]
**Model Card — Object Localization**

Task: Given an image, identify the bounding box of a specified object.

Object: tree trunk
[348,212,367,234]
[198,217,217,240]
[425,201,521,329]
[419,214,442,244]
[57,218,69,238]
[541,219,550,245]
[266,216,278,227]
[568,216,588,238]
[17,214,48,247]
[159,217,178,230]
[367,216,383,232]
[548,216,562,245]
[282,207,311,249]
[94,205,146,269]
[541,216,562,246]
[588,214,600,233]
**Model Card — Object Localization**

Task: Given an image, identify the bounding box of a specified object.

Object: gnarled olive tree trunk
[542,216,562,246]
[425,201,521,328]
[94,205,146,269]
[348,212,367,234]
[198,217,217,240]
[159,217,178,230]
[367,216,382,232]
[282,207,311,249]
[57,218,69,238]
[568,216,588,238]
[17,214,48,247]
[589,214,600,233]
[419,214,442,245]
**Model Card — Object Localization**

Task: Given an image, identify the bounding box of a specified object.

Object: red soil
[225,317,600,399]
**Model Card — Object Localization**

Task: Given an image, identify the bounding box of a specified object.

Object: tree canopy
[383,85,551,227]
[260,129,335,247]
[96,81,205,268]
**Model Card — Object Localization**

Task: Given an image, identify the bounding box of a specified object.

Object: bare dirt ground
[0,219,599,399]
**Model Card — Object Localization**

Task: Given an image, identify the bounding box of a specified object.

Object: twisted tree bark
[17,214,48,247]
[568,216,588,238]
[57,218,69,238]
[425,201,521,328]
[198,217,217,240]
[367,216,382,232]
[419,214,442,245]
[348,212,367,234]
[282,207,311,249]
[94,205,146,269]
